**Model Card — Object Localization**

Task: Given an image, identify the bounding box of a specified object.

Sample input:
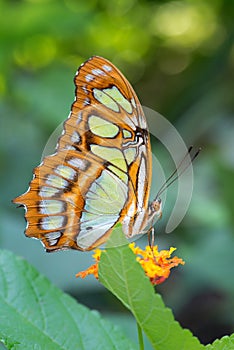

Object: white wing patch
[39,200,64,215]
[54,165,76,181]
[39,186,60,198]
[102,64,112,72]
[85,74,94,82]
[137,155,146,211]
[45,175,69,189]
[67,157,88,171]
[40,216,65,231]
[44,231,62,246]
[92,68,105,76]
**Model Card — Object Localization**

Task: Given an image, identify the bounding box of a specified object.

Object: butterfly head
[148,198,162,221]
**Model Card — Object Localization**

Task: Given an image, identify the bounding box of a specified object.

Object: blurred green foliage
[1,0,234,346]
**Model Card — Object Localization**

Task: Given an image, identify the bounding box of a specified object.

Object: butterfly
[13,56,162,252]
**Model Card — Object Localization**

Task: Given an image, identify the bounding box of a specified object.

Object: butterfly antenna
[155,146,193,197]
[156,146,201,199]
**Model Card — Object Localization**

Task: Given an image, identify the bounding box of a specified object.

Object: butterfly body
[13,56,162,251]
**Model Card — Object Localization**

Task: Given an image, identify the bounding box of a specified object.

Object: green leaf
[0,250,137,350]
[205,334,234,350]
[99,225,204,350]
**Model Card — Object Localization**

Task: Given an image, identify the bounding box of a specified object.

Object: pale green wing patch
[93,88,119,112]
[104,86,132,113]
[88,115,119,138]
[78,169,128,249]
[90,145,127,172]
[93,86,132,113]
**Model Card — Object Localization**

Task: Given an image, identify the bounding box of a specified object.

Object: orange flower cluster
[76,244,185,285]
[129,243,185,285]
[76,249,101,279]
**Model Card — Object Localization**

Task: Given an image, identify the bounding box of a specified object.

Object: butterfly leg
[147,219,155,249]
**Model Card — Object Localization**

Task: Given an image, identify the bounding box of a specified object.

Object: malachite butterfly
[13,56,162,252]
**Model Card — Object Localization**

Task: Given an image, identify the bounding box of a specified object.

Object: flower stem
[137,322,144,350]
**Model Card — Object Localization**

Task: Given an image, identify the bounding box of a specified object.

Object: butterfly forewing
[13,56,152,251]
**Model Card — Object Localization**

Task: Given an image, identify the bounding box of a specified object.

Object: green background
[1,0,234,346]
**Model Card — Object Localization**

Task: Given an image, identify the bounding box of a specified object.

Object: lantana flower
[76,243,185,285]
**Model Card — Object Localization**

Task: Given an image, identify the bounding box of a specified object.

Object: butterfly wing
[13,56,152,251]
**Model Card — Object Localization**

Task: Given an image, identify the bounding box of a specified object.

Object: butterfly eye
[150,199,162,217]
